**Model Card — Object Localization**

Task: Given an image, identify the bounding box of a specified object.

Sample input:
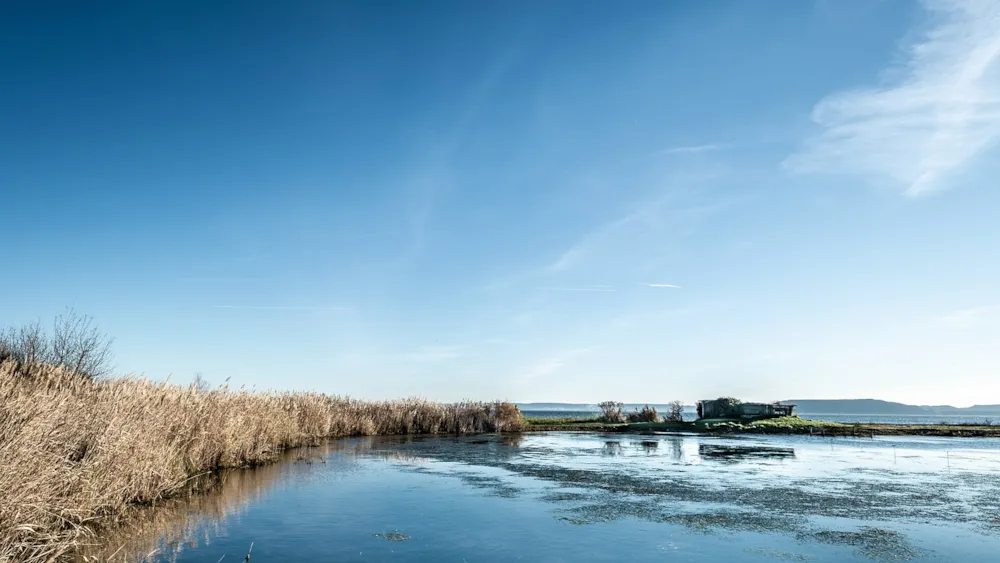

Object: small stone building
[696,399,795,420]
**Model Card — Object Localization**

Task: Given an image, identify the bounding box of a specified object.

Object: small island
[524,398,1000,438]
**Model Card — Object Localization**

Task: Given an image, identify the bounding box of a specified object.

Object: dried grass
[0,360,523,562]
[626,404,660,423]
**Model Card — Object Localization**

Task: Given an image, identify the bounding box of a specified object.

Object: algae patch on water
[745,547,815,561]
[373,531,411,541]
[363,433,1000,561]
[803,527,921,561]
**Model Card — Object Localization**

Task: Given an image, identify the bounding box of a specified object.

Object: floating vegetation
[373,531,411,542]
[453,473,523,498]
[557,517,591,525]
[804,527,922,561]
[540,491,594,503]
[659,511,806,535]
[380,437,971,524]
[745,547,815,561]
[364,433,1000,561]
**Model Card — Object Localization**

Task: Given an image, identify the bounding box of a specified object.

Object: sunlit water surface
[89,432,1000,562]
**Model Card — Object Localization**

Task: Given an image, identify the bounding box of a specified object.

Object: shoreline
[0,359,526,563]
[523,416,1000,438]
[32,417,1000,560]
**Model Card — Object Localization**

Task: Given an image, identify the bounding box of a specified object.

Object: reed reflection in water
[77,441,362,562]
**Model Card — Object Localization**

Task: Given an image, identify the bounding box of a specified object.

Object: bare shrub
[665,400,685,422]
[0,321,48,366]
[598,400,625,423]
[0,309,114,378]
[51,308,115,378]
[627,404,660,423]
[191,372,212,393]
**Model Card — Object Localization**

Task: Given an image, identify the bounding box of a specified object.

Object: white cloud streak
[644,283,681,289]
[522,348,592,380]
[938,304,1000,325]
[180,277,271,283]
[785,0,1000,196]
[546,286,616,292]
[547,245,588,273]
[544,191,744,274]
[211,305,344,311]
[395,345,464,363]
[660,143,727,155]
[483,338,524,345]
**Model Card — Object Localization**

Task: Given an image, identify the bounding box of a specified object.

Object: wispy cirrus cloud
[546,286,616,293]
[938,304,1000,325]
[211,305,344,311]
[660,143,728,155]
[397,37,526,265]
[644,283,681,289]
[785,0,1000,196]
[522,348,592,380]
[544,202,653,274]
[547,244,589,273]
[544,190,746,274]
[180,276,272,283]
[395,345,464,363]
[482,338,524,346]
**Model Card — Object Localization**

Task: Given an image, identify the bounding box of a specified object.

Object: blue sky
[3,1,999,406]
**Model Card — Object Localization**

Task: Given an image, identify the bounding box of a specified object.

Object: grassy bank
[0,360,523,562]
[526,415,1000,437]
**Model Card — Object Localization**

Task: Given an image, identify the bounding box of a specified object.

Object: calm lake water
[521,410,1000,425]
[92,432,1000,562]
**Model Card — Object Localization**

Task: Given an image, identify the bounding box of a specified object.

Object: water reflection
[610,437,685,460]
[669,438,683,461]
[634,440,658,455]
[75,441,352,562]
[697,444,796,463]
[602,440,623,456]
[501,433,523,448]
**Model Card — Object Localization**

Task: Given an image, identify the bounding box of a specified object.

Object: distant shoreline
[523,416,1000,438]
[520,409,998,426]
[518,399,1000,417]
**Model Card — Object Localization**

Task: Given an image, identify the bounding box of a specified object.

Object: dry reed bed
[0,360,523,562]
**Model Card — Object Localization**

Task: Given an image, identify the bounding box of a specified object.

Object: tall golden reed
[0,360,523,562]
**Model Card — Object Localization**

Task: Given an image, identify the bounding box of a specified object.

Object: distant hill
[517,403,693,412]
[516,403,599,411]
[518,400,1000,416]
[783,399,1000,416]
